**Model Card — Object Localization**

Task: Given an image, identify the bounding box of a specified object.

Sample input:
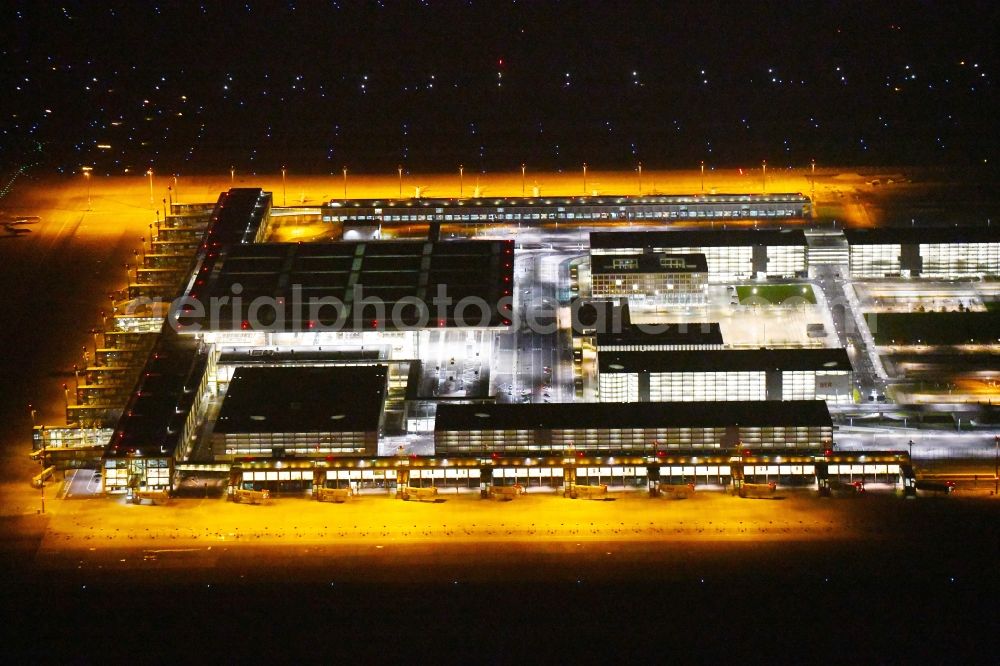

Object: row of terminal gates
[219,452,916,503]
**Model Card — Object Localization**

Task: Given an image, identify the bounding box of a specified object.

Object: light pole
[761,160,767,193]
[637,161,642,196]
[810,158,816,201]
[173,175,179,203]
[700,160,705,193]
[398,165,403,198]
[342,166,348,198]
[82,167,92,211]
[459,165,464,197]
[281,166,287,206]
[908,439,913,462]
[230,165,235,184]
[31,403,44,514]
[521,163,526,196]
[146,168,154,205]
[582,162,588,195]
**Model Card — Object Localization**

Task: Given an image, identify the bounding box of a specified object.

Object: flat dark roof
[596,322,723,347]
[591,253,708,274]
[599,347,852,373]
[215,366,386,434]
[572,299,629,334]
[843,226,1000,245]
[590,228,808,249]
[178,239,514,331]
[106,325,208,458]
[435,400,832,431]
[206,188,271,246]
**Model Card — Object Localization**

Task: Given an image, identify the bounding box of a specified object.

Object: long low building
[590,229,808,281]
[321,193,811,225]
[598,348,853,404]
[844,226,1000,278]
[434,400,833,456]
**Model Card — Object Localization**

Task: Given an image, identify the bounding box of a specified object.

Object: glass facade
[214,431,373,458]
[849,244,902,277]
[591,271,707,305]
[645,371,766,402]
[435,424,831,455]
[920,242,1000,278]
[103,457,171,493]
[599,369,852,403]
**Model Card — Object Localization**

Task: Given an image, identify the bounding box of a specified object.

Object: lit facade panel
[646,371,766,402]
[844,227,1000,278]
[920,242,1000,277]
[849,244,901,277]
[103,457,172,493]
[598,372,641,402]
[784,370,852,404]
[434,402,833,456]
[217,431,371,457]
[672,246,753,281]
[767,245,808,277]
[597,349,853,402]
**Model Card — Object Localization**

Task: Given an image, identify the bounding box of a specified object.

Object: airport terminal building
[26,187,927,500]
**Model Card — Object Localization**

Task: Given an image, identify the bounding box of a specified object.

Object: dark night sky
[0,0,996,175]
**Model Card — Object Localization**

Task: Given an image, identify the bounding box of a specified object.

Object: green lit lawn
[735,284,816,305]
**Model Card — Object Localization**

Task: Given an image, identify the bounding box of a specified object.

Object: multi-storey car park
[36,186,1000,501]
